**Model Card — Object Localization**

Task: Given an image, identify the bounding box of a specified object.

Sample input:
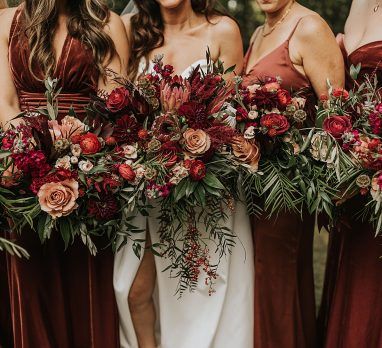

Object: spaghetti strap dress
[242,18,317,348]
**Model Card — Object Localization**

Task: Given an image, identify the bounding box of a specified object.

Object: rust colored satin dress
[318,38,382,348]
[5,8,119,348]
[242,19,317,348]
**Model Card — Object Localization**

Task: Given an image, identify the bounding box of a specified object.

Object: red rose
[332,88,350,100]
[277,89,292,108]
[79,133,102,155]
[323,115,352,139]
[189,160,206,181]
[119,164,136,182]
[260,113,290,137]
[106,87,130,112]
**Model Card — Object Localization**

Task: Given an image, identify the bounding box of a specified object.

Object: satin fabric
[114,59,255,348]
[242,17,317,348]
[318,37,382,348]
[6,6,119,347]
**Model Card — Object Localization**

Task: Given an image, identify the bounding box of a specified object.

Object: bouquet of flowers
[96,55,245,292]
[232,76,345,219]
[0,78,145,254]
[316,74,382,234]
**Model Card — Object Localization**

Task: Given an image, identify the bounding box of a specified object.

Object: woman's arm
[98,12,130,91]
[294,15,345,96]
[214,17,244,79]
[0,8,21,127]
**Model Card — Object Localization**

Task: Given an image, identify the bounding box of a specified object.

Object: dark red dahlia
[178,102,210,129]
[87,194,119,221]
[252,89,279,110]
[113,115,140,144]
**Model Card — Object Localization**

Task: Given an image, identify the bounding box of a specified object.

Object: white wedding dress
[113,59,255,348]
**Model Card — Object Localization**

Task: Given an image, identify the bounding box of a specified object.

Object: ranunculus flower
[277,89,292,108]
[79,133,102,155]
[122,144,138,159]
[189,160,207,181]
[231,135,261,171]
[332,88,350,100]
[119,164,136,182]
[55,156,71,170]
[183,129,211,155]
[78,160,94,173]
[323,115,352,139]
[106,87,130,112]
[38,179,79,219]
[260,113,290,137]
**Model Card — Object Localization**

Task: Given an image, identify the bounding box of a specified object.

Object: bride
[113,1,254,348]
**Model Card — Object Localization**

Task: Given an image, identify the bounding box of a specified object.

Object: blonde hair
[0,0,8,9]
[24,0,115,80]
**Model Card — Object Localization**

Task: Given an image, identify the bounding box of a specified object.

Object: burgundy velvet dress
[318,38,382,348]
[242,19,317,348]
[5,7,119,348]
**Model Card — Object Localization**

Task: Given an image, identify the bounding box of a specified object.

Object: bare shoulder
[296,14,334,42]
[121,13,134,37]
[210,15,241,37]
[105,11,127,36]
[0,7,18,42]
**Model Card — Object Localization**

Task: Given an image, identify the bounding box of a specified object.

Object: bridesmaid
[114,1,254,348]
[319,1,382,347]
[242,1,344,347]
[0,3,12,347]
[0,1,128,347]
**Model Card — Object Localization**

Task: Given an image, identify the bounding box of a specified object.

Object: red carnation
[260,113,290,137]
[119,164,136,182]
[323,115,352,139]
[189,160,206,181]
[87,194,119,221]
[79,133,102,155]
[107,87,130,112]
[332,88,350,100]
[277,89,292,108]
[113,115,140,144]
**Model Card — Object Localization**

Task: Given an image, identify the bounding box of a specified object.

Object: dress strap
[9,5,23,43]
[287,17,306,41]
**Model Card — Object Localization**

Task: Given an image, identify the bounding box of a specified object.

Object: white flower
[221,103,237,128]
[70,156,79,164]
[170,164,189,184]
[292,97,307,109]
[71,144,82,157]
[244,126,256,140]
[125,160,134,166]
[310,131,337,165]
[78,160,94,173]
[135,165,146,180]
[122,145,138,159]
[247,84,261,94]
[248,110,259,120]
[55,156,71,170]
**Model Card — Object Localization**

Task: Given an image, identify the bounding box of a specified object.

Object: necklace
[374,1,380,12]
[262,1,295,37]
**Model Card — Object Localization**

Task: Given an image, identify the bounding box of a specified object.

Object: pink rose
[38,179,79,219]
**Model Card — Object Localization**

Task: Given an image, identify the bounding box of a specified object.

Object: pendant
[374,4,380,12]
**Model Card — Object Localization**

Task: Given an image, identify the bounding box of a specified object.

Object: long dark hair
[128,0,228,80]
[23,0,116,80]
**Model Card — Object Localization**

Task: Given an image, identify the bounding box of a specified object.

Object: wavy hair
[0,0,8,9]
[23,0,116,80]
[128,0,228,80]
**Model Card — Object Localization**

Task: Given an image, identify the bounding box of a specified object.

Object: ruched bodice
[9,6,98,117]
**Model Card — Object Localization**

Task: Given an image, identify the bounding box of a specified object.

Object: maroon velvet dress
[242,18,317,348]
[318,38,382,348]
[5,7,119,348]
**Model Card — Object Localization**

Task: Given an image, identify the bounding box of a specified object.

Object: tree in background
[8,0,351,46]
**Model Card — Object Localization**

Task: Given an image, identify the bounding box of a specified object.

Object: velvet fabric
[242,17,317,348]
[5,6,119,348]
[318,37,382,348]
